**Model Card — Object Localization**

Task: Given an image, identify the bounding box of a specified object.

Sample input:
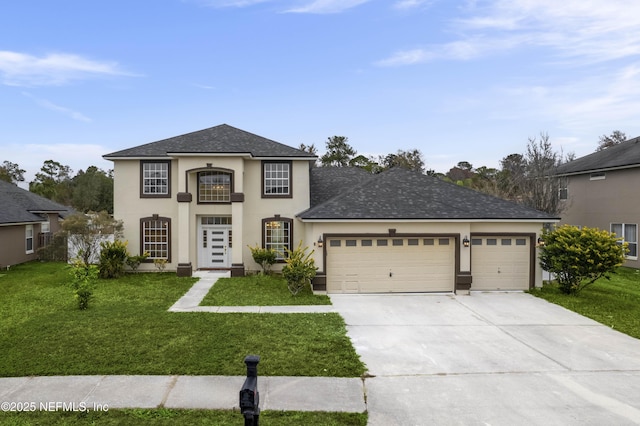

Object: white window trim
[611,223,638,260]
[26,224,34,254]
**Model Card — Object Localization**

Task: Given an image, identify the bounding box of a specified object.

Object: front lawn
[530,267,640,339]
[0,409,367,425]
[0,262,364,377]
[200,275,331,306]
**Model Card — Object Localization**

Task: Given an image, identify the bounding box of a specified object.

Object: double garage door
[326,236,455,293]
[326,235,532,293]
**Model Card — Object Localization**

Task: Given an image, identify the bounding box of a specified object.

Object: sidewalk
[0,375,366,412]
[168,271,336,313]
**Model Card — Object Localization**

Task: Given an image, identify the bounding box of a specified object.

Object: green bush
[248,244,278,274]
[98,240,130,279]
[68,260,98,310]
[126,252,149,271]
[539,225,627,295]
[282,242,317,296]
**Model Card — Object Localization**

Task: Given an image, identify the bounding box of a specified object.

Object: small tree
[68,260,98,310]
[62,211,124,265]
[282,242,317,296]
[539,225,627,295]
[248,245,277,274]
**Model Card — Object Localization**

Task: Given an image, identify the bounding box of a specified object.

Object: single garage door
[471,236,531,290]
[326,237,455,293]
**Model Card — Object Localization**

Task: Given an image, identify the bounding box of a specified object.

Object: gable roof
[0,180,73,225]
[103,124,317,159]
[299,167,558,221]
[556,136,640,176]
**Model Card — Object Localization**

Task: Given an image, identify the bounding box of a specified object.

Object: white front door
[198,225,232,268]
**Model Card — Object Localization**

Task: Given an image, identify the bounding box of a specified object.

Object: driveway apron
[330,292,640,426]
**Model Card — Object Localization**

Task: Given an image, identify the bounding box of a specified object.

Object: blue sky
[2,0,640,183]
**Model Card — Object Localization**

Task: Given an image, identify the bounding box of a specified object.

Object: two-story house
[556,136,640,268]
[104,124,558,293]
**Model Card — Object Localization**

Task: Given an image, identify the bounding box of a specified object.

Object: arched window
[140,216,171,261]
[262,217,293,260]
[198,170,232,203]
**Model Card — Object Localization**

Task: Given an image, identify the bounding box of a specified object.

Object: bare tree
[597,130,627,151]
[521,133,564,215]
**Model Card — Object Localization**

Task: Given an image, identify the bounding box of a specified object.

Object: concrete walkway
[168,270,336,313]
[0,375,365,413]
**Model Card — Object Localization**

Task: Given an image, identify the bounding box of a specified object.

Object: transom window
[198,171,231,203]
[263,161,291,197]
[263,218,292,260]
[141,216,171,260]
[611,223,638,258]
[141,161,170,197]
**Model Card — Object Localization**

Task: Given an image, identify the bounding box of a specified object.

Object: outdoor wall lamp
[315,236,323,248]
[463,236,470,247]
[537,237,545,246]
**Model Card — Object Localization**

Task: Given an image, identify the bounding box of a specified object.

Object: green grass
[0,409,367,425]
[0,262,364,377]
[200,275,331,306]
[529,267,640,339]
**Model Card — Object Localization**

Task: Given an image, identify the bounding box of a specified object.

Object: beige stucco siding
[303,220,546,288]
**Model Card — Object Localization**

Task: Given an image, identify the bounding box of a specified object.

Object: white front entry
[198,225,232,268]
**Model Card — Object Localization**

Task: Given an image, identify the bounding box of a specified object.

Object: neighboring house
[0,180,73,267]
[556,136,640,268]
[104,124,558,293]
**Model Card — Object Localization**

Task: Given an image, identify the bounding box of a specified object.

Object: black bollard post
[239,355,260,426]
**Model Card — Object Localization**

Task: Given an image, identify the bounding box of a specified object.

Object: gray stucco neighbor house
[556,136,640,268]
[0,180,73,267]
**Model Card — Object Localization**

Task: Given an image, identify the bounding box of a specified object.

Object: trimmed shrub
[98,240,129,279]
[539,225,627,295]
[248,245,277,274]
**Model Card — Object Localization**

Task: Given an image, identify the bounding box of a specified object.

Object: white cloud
[285,0,370,14]
[377,0,640,66]
[22,92,92,122]
[0,51,135,87]
[394,0,433,10]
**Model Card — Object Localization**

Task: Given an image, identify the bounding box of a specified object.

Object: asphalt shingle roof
[299,167,558,221]
[556,136,640,175]
[103,124,317,159]
[309,167,373,207]
[0,180,73,225]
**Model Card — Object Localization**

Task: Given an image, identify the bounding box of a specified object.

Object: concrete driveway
[330,292,640,426]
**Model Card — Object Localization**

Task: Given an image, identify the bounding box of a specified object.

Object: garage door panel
[327,237,455,293]
[471,236,530,291]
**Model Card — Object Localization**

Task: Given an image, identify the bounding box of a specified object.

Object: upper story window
[611,223,638,259]
[558,177,568,200]
[198,171,232,203]
[262,161,291,198]
[141,160,171,198]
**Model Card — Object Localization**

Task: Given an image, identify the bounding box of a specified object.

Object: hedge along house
[104,124,559,293]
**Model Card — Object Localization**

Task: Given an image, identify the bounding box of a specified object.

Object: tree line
[0,160,113,213]
[0,130,627,216]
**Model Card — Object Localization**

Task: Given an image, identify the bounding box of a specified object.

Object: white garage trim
[470,233,535,291]
[324,234,459,294]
